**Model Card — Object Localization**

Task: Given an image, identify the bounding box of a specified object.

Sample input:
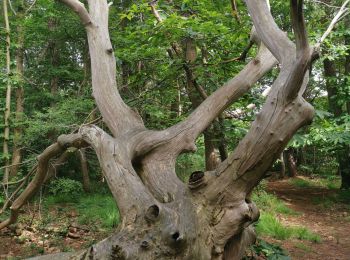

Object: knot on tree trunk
[188,171,207,189]
[210,199,260,258]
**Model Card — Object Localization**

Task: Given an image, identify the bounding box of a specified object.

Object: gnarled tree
[2,0,342,259]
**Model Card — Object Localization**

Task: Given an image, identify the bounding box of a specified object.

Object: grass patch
[289,178,314,188]
[312,190,350,208]
[44,193,120,229]
[256,213,321,243]
[76,194,119,229]
[289,177,340,190]
[252,190,298,216]
[294,242,312,252]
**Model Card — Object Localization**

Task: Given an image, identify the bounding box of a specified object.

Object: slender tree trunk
[78,148,90,192]
[10,11,25,178]
[280,152,286,179]
[284,149,298,177]
[184,38,220,170]
[2,0,12,185]
[324,59,342,116]
[48,18,59,102]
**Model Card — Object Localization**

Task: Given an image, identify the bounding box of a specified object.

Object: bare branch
[284,0,312,100]
[180,43,277,141]
[0,134,88,230]
[230,0,241,22]
[58,0,92,26]
[7,0,16,15]
[311,0,344,9]
[314,0,350,50]
[291,0,309,53]
[149,1,162,23]
[244,0,295,64]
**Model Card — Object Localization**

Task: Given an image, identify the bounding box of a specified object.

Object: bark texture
[2,0,12,185]
[11,9,25,178]
[1,0,318,259]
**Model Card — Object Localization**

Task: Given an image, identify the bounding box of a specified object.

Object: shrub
[48,178,83,202]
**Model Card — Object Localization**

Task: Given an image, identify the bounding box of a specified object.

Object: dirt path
[266,179,350,260]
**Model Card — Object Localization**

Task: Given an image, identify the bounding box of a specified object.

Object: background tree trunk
[78,148,90,192]
[10,7,25,178]
[284,148,298,177]
[2,0,12,185]
[324,58,350,189]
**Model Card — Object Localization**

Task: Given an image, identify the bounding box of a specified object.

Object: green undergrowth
[245,239,291,260]
[256,213,321,242]
[312,189,350,208]
[252,190,298,216]
[252,184,320,243]
[44,193,120,229]
[289,177,340,190]
[294,242,313,253]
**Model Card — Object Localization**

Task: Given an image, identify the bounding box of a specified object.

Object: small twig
[7,0,16,15]
[0,158,36,171]
[149,1,162,23]
[230,0,241,22]
[25,0,37,15]
[311,0,343,9]
[0,166,37,214]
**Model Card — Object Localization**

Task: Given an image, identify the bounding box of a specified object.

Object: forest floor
[264,177,350,260]
[0,176,350,259]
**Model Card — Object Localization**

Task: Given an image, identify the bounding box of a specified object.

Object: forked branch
[59,0,92,26]
[244,0,295,64]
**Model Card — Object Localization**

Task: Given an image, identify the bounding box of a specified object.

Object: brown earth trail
[266,179,350,260]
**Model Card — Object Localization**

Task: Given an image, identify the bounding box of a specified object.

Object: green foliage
[247,239,291,260]
[48,178,83,202]
[312,189,350,208]
[252,190,297,216]
[289,178,313,188]
[0,193,4,206]
[289,177,340,190]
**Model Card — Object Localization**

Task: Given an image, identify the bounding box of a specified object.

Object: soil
[0,205,111,259]
[1,177,350,259]
[265,178,350,260]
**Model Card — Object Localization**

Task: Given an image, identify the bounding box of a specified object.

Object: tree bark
[78,148,90,192]
[0,0,318,259]
[10,8,25,178]
[2,0,12,185]
[284,149,298,177]
[280,152,286,179]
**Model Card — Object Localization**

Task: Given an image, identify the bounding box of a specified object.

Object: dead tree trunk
[1,0,323,258]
